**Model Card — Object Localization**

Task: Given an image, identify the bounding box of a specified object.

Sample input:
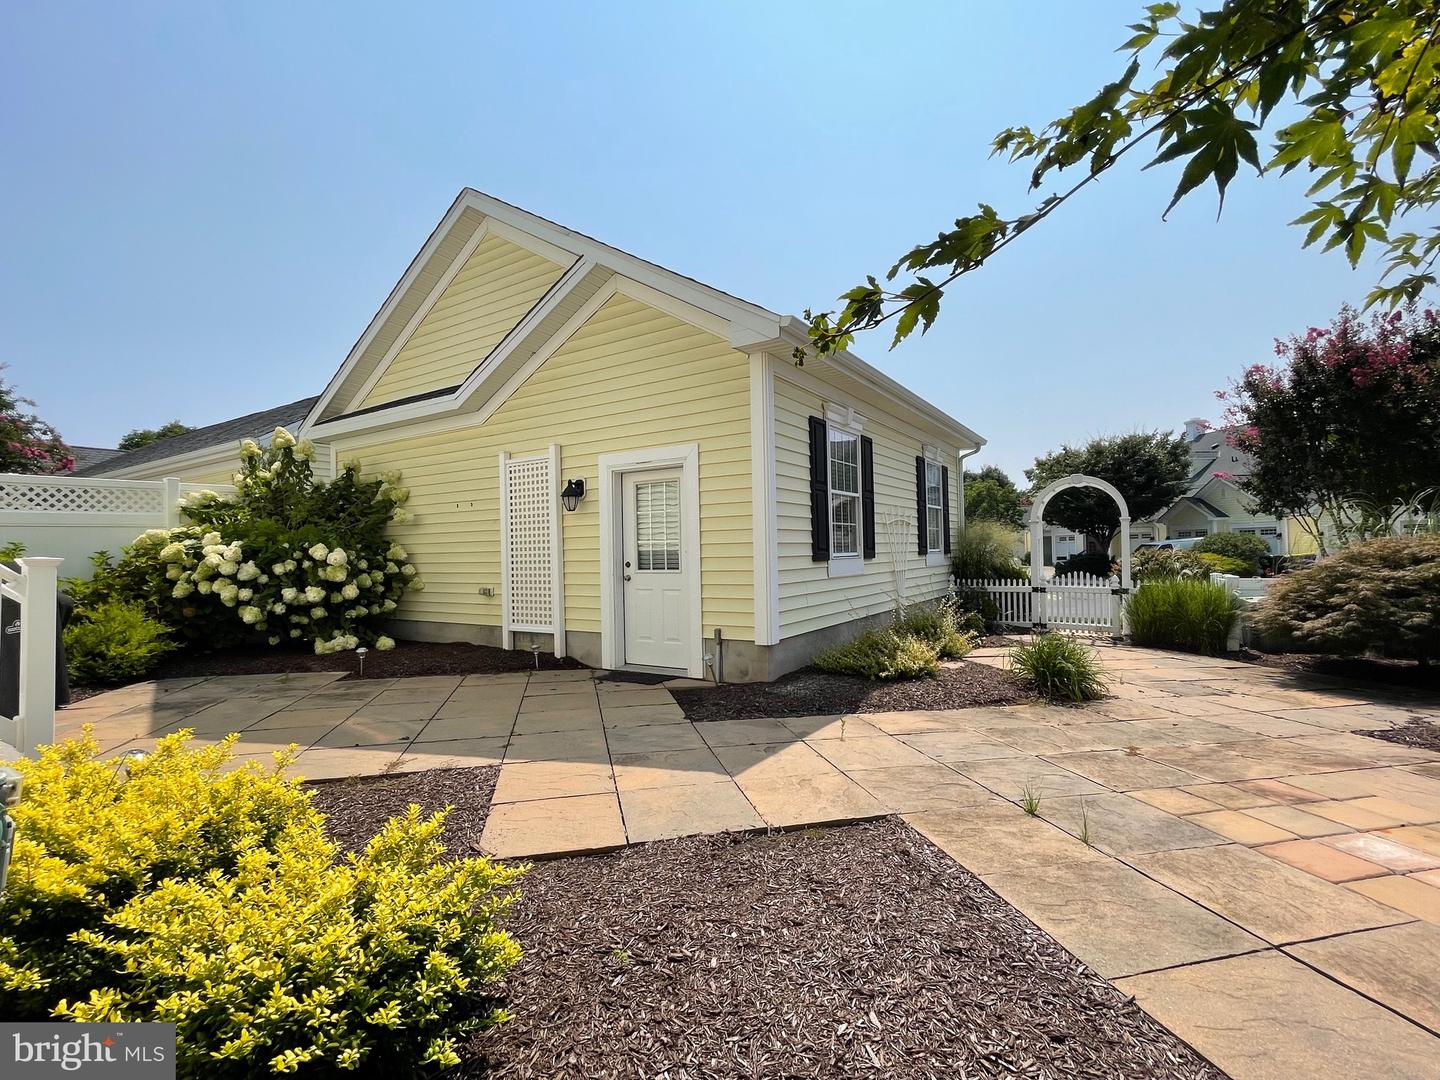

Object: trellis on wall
[498,446,565,656]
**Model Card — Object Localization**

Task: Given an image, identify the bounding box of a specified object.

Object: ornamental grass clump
[0,731,524,1076]
[1126,578,1241,656]
[78,427,421,655]
[1008,634,1109,702]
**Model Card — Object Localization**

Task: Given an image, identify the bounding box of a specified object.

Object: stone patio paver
[491,760,615,804]
[983,856,1264,978]
[735,771,885,827]
[1347,873,1440,923]
[907,801,1106,875]
[1116,950,1440,1080]
[1259,837,1390,881]
[481,792,626,858]
[1036,792,1228,856]
[1287,921,1440,1034]
[1243,803,1352,837]
[1322,831,1440,872]
[845,764,994,813]
[618,780,763,843]
[1188,808,1298,845]
[1131,843,1407,943]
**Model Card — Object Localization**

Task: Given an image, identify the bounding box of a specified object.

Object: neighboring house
[77,397,323,483]
[1145,419,1289,554]
[98,190,985,681]
[68,445,121,472]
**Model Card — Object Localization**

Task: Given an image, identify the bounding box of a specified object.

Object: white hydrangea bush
[105,427,422,654]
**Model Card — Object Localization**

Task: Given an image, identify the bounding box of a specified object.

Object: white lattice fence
[500,453,556,635]
[0,474,237,580]
[0,475,167,522]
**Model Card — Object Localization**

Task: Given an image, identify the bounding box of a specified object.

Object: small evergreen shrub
[0,732,523,1075]
[814,628,940,680]
[1126,578,1240,655]
[62,599,178,684]
[1193,532,1270,575]
[1254,536,1440,662]
[1195,551,1253,577]
[1008,634,1109,702]
[1132,547,1207,581]
[0,540,25,561]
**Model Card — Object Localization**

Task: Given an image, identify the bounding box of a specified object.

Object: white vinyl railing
[0,556,61,756]
[0,474,236,580]
[958,572,1124,635]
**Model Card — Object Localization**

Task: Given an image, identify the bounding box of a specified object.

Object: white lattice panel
[504,456,554,630]
[0,476,165,516]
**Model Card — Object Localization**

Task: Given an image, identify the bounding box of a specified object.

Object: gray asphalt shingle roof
[73,396,318,476]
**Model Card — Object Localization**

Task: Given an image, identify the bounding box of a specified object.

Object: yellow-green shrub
[814,628,940,679]
[0,732,523,1076]
[894,599,978,659]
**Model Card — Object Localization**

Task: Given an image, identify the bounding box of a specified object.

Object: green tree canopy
[964,465,1026,528]
[1222,304,1440,551]
[1026,431,1190,548]
[0,368,73,474]
[802,0,1440,360]
[118,420,194,452]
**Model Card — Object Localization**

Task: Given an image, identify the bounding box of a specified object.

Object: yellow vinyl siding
[356,234,567,410]
[333,293,753,638]
[774,372,958,639]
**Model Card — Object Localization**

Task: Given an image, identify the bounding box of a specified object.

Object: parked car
[1133,537,1206,552]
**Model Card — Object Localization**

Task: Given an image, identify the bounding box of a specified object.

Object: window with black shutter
[808,416,829,562]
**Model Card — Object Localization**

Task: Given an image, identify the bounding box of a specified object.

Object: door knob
[623,574,632,581]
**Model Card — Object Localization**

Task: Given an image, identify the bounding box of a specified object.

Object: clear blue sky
[2,1,1374,479]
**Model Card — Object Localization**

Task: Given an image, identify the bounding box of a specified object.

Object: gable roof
[69,445,120,471]
[303,189,984,450]
[75,396,319,477]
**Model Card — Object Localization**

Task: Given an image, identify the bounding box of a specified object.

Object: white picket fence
[0,474,235,578]
[958,572,1125,635]
[0,557,61,757]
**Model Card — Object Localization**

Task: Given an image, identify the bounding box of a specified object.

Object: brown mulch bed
[308,765,498,856]
[1355,720,1440,753]
[146,639,585,683]
[672,661,1031,722]
[462,820,1222,1079]
[1242,649,1440,691]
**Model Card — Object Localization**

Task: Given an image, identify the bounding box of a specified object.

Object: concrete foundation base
[386,610,898,684]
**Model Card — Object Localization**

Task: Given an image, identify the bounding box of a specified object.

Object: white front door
[621,469,690,670]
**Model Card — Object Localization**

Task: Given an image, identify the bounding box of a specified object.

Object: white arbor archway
[1029,473,1132,592]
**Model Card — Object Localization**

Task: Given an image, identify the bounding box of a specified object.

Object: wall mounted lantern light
[560,478,587,512]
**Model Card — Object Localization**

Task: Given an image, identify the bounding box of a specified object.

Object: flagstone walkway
[61,644,1440,1079]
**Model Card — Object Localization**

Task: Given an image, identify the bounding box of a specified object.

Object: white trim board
[748,351,779,646]
[597,443,703,679]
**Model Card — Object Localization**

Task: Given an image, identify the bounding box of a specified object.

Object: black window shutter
[809,416,829,562]
[861,436,876,559]
[915,456,928,555]
[941,465,952,555]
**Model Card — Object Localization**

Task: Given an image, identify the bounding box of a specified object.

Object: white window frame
[825,403,864,578]
[922,447,945,567]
